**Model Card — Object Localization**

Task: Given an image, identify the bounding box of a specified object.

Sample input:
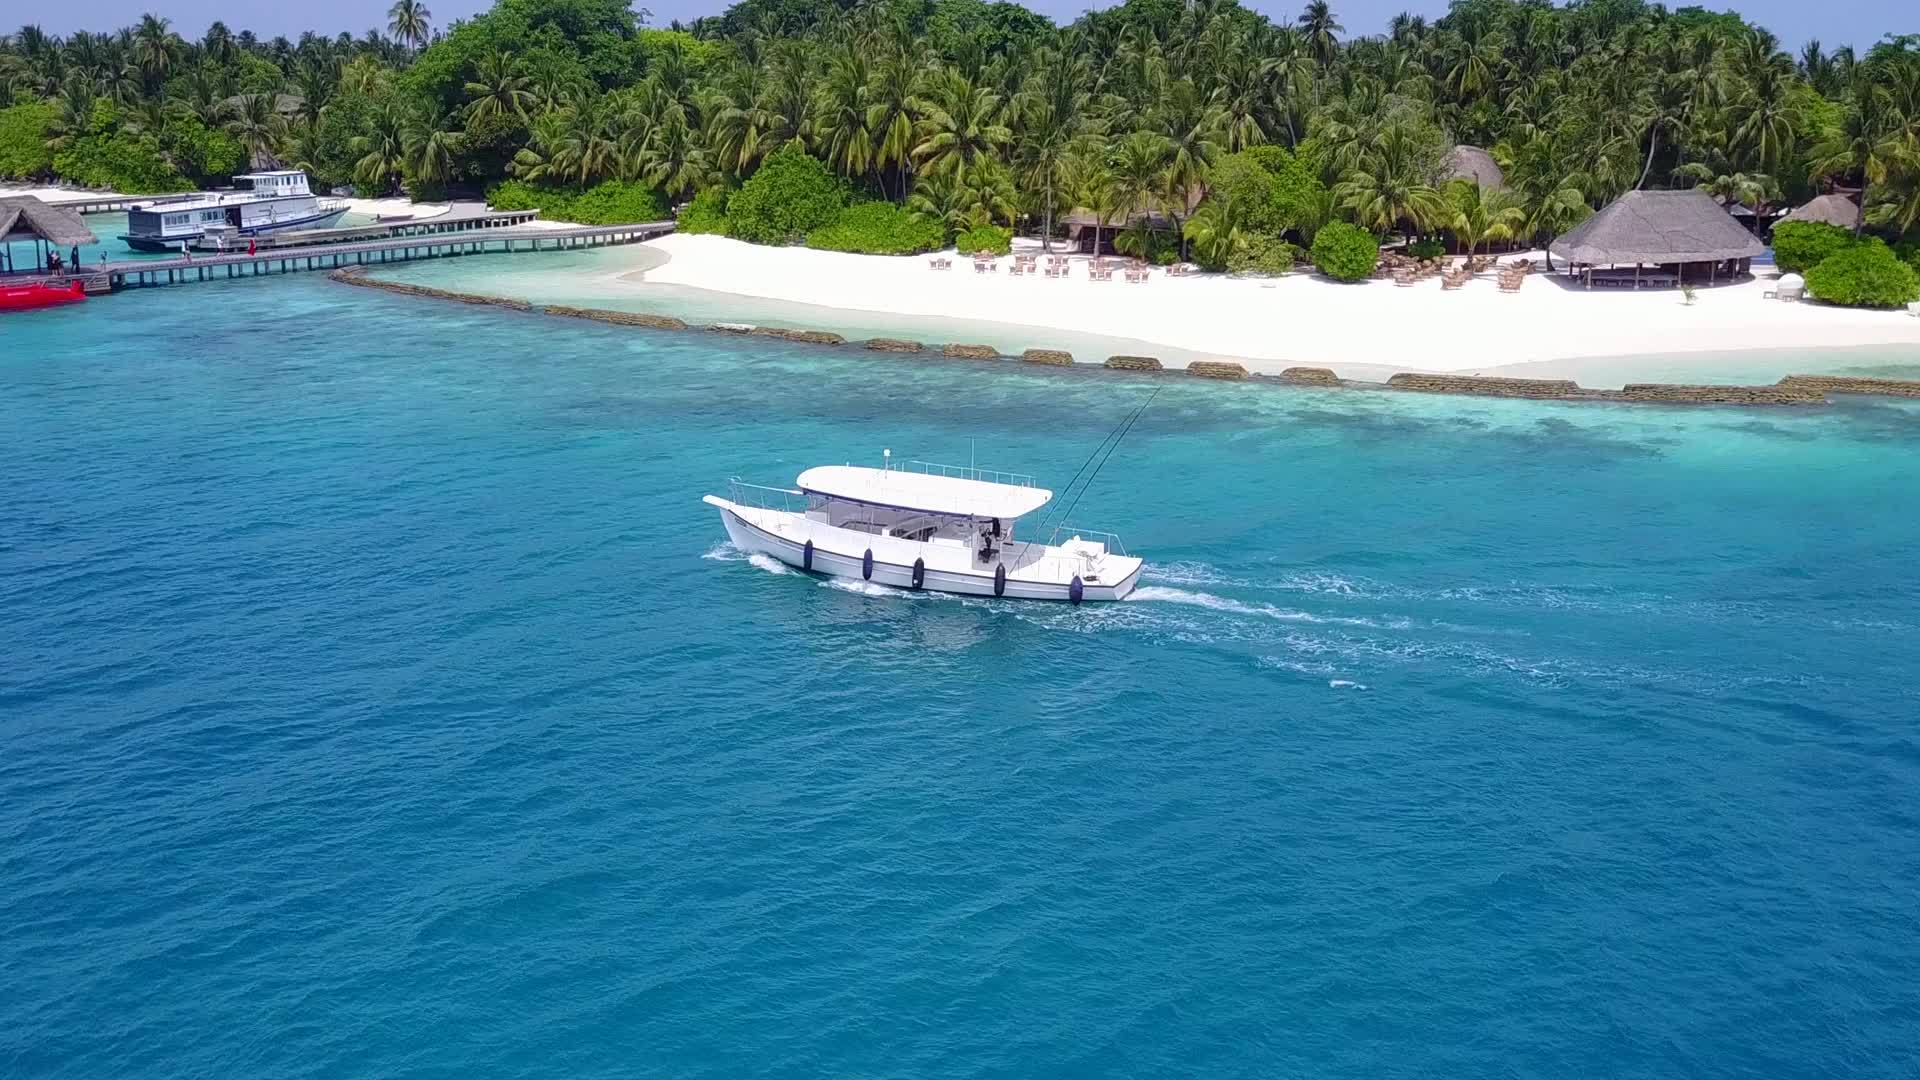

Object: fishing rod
[1038,387,1160,536]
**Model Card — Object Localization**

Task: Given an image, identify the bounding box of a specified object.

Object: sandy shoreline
[622,234,1920,382]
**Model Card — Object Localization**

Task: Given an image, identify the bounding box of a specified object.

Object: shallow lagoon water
[4,275,1920,1078]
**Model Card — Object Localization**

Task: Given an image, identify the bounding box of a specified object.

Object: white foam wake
[702,543,792,576]
[1128,586,1405,628]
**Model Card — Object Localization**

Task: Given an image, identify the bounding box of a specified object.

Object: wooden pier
[99,221,674,289]
[54,192,203,214]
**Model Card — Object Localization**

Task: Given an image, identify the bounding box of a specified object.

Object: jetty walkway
[94,220,674,290]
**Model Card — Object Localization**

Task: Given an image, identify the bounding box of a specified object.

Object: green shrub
[1408,236,1446,259]
[1311,221,1380,281]
[1894,237,1920,273]
[955,224,1013,256]
[725,142,847,244]
[487,179,666,225]
[1210,145,1329,240]
[1227,234,1296,275]
[678,187,729,234]
[157,116,246,188]
[1805,239,1920,308]
[0,101,56,180]
[46,100,184,192]
[1771,219,1855,274]
[805,201,945,255]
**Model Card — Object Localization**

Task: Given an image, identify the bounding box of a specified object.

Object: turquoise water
[5,276,1920,1078]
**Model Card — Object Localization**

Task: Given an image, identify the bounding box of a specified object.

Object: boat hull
[119,207,350,251]
[0,281,86,312]
[711,502,1141,602]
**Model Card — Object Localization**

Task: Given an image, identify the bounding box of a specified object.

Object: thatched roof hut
[1780,193,1861,230]
[1550,189,1763,266]
[1445,145,1504,190]
[0,195,95,248]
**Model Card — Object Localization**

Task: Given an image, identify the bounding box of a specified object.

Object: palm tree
[515,98,619,187]
[1445,179,1526,256]
[1333,123,1447,235]
[1865,146,1920,236]
[131,14,180,82]
[464,50,531,124]
[201,21,235,65]
[387,0,433,53]
[912,69,1010,181]
[864,52,919,201]
[1014,50,1089,251]
[225,92,286,168]
[1066,153,1121,255]
[1729,65,1800,176]
[812,44,872,183]
[639,108,710,198]
[1297,1,1343,66]
[1111,130,1170,253]
[353,100,408,191]
[906,170,973,237]
[404,103,460,189]
[292,59,336,128]
[1807,99,1905,237]
[1183,197,1245,269]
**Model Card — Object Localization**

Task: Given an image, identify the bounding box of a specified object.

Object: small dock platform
[99,221,674,289]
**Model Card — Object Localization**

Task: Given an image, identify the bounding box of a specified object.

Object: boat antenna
[1041,387,1159,535]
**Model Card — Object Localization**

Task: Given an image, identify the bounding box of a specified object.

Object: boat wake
[701,542,793,576]
[1127,586,1407,629]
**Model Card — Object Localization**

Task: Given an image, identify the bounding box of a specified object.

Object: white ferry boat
[704,454,1144,602]
[119,171,347,252]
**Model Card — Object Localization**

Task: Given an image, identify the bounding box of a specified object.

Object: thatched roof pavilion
[1,195,96,273]
[0,196,94,247]
[1550,189,1763,285]
[1445,145,1505,190]
[1779,193,1861,230]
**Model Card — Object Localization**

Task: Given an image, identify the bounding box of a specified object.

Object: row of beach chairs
[927,254,1159,282]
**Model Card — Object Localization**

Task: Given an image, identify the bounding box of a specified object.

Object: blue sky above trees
[33,1,1905,52]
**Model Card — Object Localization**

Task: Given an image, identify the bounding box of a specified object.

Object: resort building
[1778,192,1862,232]
[1444,145,1505,190]
[1549,188,1764,288]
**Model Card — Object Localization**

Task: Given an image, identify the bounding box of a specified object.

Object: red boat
[0,279,87,312]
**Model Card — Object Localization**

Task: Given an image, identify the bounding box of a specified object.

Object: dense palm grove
[3,0,1920,274]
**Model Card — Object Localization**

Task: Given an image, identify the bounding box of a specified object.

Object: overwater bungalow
[0,196,95,276]
[1550,189,1764,288]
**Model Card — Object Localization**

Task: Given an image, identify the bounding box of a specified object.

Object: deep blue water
[4,277,1920,1079]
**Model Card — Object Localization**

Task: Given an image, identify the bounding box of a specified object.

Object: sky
[23,0,1908,54]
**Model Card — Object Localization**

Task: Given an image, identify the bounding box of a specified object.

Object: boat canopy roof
[797,465,1052,519]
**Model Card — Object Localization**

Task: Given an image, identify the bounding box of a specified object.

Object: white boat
[703,455,1144,602]
[119,170,347,252]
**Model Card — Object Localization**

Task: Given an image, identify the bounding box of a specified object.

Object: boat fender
[863,549,874,580]
[803,539,814,571]
[1070,575,1084,604]
[994,563,1007,596]
[911,558,925,589]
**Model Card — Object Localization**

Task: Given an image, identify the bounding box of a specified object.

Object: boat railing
[1045,525,1128,558]
[902,460,1036,487]
[726,477,809,513]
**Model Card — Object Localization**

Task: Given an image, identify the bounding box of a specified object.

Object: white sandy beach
[632,234,1920,382]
